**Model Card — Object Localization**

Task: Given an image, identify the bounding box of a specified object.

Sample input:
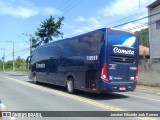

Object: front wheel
[33,75,37,84]
[66,78,75,94]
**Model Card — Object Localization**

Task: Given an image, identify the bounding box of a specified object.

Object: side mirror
[26,56,31,63]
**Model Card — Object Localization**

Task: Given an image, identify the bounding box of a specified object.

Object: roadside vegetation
[0,56,28,74]
[136,28,149,47]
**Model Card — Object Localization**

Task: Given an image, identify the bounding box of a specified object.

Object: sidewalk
[136,85,160,96]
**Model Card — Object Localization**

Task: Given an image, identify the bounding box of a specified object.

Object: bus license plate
[119,87,126,90]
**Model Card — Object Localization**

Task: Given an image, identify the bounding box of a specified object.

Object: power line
[14,0,84,50]
[60,0,77,12]
[57,0,72,10]
[112,11,160,28]
[5,50,28,60]
[18,49,30,58]
[100,0,154,25]
[104,0,146,16]
[64,0,153,36]
[20,0,83,35]
[1,1,85,62]
[5,48,29,60]
[6,48,29,57]
[106,11,148,27]
[1,0,155,59]
[5,49,29,60]
[62,0,84,14]
[124,19,157,31]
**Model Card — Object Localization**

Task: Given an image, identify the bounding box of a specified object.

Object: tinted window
[31,30,104,60]
[61,31,104,57]
[156,20,160,29]
[45,44,58,58]
[76,31,103,56]
[108,30,138,48]
[31,49,39,63]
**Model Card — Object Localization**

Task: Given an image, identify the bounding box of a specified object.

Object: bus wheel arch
[66,76,75,94]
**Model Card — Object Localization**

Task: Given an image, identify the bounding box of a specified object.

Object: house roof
[147,0,160,9]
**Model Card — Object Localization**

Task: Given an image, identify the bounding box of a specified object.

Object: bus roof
[36,28,107,49]
[34,27,135,50]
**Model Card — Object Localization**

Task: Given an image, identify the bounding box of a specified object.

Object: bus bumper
[98,81,137,93]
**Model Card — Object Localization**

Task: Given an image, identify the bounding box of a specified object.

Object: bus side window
[73,31,103,56]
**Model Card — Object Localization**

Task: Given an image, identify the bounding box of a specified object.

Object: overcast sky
[0,0,156,61]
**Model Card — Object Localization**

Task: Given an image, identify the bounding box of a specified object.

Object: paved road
[0,72,160,120]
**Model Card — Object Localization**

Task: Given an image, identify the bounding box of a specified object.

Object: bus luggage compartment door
[85,70,97,88]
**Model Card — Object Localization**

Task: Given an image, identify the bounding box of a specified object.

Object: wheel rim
[67,81,73,92]
[33,76,36,83]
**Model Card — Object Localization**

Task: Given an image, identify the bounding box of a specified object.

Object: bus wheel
[33,75,37,84]
[67,78,74,94]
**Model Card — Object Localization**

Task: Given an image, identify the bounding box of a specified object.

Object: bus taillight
[132,66,138,81]
[108,27,111,30]
[101,64,109,82]
[135,66,138,80]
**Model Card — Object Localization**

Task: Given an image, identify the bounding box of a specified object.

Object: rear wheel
[67,77,74,94]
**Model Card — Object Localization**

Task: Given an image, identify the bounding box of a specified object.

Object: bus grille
[110,55,135,63]
[85,70,97,88]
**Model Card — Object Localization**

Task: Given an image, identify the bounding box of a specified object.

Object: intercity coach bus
[27,28,139,94]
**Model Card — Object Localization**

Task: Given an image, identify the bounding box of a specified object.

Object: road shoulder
[136,85,160,96]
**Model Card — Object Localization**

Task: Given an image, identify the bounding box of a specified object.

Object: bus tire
[67,77,74,94]
[33,75,37,84]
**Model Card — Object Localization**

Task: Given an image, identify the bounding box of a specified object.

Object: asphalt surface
[0,72,160,120]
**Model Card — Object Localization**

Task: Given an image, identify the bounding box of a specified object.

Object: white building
[148,0,160,58]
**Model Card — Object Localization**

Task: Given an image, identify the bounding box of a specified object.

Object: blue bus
[27,28,139,94]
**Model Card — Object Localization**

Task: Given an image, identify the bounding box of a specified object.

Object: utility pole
[139,0,141,8]
[6,41,15,71]
[0,48,5,71]
[22,33,32,71]
[22,33,32,56]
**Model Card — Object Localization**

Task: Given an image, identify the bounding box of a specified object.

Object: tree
[32,16,64,48]
[15,56,26,69]
[0,60,3,71]
[5,60,13,70]
[136,28,149,47]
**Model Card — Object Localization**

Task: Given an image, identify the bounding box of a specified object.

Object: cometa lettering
[113,47,134,55]
[36,63,45,68]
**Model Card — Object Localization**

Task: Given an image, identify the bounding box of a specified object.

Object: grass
[0,69,28,75]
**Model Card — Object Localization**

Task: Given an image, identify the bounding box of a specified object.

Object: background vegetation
[0,56,27,72]
[136,28,149,47]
